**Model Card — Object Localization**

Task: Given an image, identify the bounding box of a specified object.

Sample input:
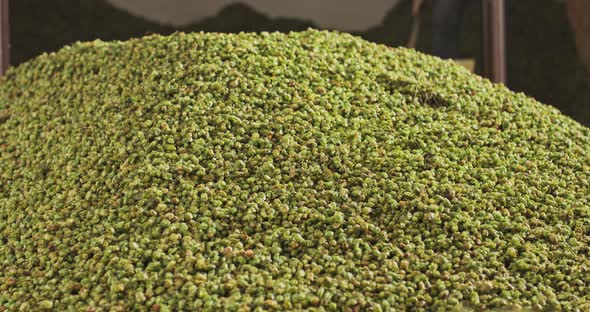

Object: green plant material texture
[9,0,590,127]
[1,30,590,311]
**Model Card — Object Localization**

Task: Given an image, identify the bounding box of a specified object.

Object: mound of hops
[1,30,589,311]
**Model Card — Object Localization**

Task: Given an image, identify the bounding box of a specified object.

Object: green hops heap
[1,30,589,311]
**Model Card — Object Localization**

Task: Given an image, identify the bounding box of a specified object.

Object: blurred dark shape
[362,0,482,68]
[10,0,173,65]
[567,0,590,73]
[431,0,471,59]
[0,0,8,75]
[184,2,315,33]
[506,0,590,125]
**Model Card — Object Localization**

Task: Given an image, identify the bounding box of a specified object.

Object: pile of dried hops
[1,30,589,311]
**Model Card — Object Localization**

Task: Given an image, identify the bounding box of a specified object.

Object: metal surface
[407,15,421,49]
[0,0,8,76]
[482,0,506,84]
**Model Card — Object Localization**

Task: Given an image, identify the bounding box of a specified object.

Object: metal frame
[482,0,506,84]
[0,0,8,75]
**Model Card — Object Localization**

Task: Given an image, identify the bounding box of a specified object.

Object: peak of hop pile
[0,30,589,311]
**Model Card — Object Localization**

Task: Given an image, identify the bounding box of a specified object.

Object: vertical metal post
[482,0,506,84]
[0,0,9,76]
